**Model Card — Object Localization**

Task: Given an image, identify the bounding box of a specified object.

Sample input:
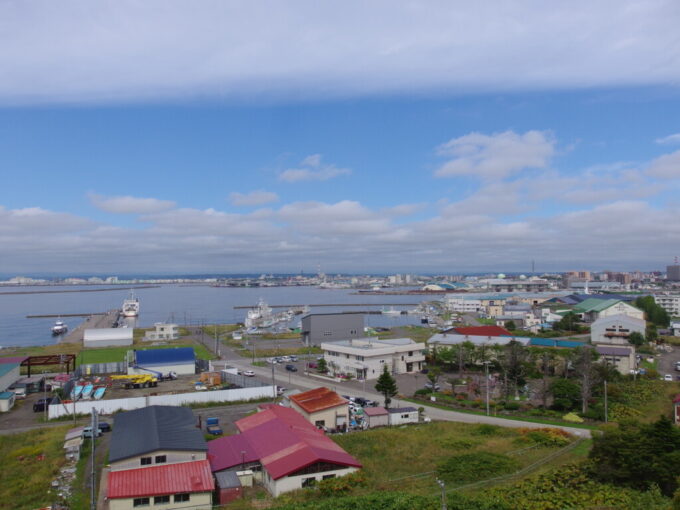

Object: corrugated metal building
[83,328,133,347]
[301,313,364,346]
[128,347,196,376]
[0,362,21,393]
[107,459,214,510]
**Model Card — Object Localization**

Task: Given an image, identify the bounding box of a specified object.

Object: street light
[435,478,447,510]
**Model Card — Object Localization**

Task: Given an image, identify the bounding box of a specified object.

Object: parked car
[206,417,223,435]
[424,382,441,391]
[33,398,51,412]
[664,374,673,381]
[11,387,26,399]
[285,364,298,372]
[98,422,112,432]
[243,370,255,377]
[280,356,292,363]
[289,355,298,362]
[83,426,101,438]
[276,386,287,396]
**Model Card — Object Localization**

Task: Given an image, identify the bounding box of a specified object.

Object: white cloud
[278,155,351,182]
[434,130,555,179]
[89,193,176,214]
[229,190,279,206]
[655,133,680,145]
[2,1,679,104]
[646,149,680,179]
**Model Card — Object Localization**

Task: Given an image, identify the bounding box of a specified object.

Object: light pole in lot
[436,478,447,510]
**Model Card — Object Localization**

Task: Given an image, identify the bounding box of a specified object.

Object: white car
[664,374,673,382]
[243,370,255,377]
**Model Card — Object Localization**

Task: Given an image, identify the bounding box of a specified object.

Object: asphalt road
[214,357,593,438]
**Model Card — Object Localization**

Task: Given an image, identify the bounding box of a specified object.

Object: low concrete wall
[48,385,275,419]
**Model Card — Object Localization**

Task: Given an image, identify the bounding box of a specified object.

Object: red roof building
[208,404,361,497]
[287,387,350,431]
[451,325,512,337]
[107,459,214,509]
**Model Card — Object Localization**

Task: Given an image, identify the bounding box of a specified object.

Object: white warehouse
[321,338,425,380]
[83,328,133,347]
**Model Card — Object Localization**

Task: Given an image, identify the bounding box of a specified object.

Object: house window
[315,420,326,428]
[408,351,413,356]
[322,474,336,480]
[140,457,152,466]
[155,455,167,464]
[154,495,170,504]
[323,331,332,336]
[350,329,357,335]
[174,493,190,503]
[355,355,364,361]
[302,477,317,488]
[133,498,150,507]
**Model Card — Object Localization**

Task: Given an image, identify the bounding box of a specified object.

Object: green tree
[628,331,645,347]
[634,296,670,327]
[316,357,328,373]
[647,323,659,343]
[374,365,398,408]
[555,312,581,332]
[427,366,441,388]
[590,416,680,496]
[496,341,529,399]
[549,378,580,411]
[504,320,517,331]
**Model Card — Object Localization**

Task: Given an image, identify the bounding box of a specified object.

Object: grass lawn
[0,425,72,509]
[272,421,584,508]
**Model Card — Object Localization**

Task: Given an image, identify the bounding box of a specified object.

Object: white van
[12,387,26,399]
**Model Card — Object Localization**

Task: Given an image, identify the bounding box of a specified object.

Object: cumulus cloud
[2,1,679,104]
[278,155,351,182]
[229,190,279,206]
[646,150,680,179]
[434,130,555,179]
[655,133,680,145]
[89,193,176,214]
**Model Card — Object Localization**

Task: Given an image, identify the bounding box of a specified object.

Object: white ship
[244,298,273,328]
[51,320,68,335]
[122,292,140,317]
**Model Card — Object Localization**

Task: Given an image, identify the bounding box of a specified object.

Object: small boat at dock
[93,387,106,400]
[81,384,94,399]
[72,385,84,400]
[51,320,68,335]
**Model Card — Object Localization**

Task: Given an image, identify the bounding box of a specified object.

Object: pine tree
[374,365,398,408]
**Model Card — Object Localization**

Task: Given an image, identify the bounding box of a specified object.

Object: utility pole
[271,363,276,401]
[484,361,490,416]
[604,380,608,423]
[90,407,98,510]
[436,478,447,510]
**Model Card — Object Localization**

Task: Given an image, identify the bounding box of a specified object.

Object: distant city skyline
[2,1,680,273]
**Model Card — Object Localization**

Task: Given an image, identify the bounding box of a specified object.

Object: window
[350,329,357,335]
[302,477,317,488]
[140,457,152,465]
[315,419,326,428]
[408,351,413,357]
[174,493,190,503]
[154,495,170,504]
[155,455,167,464]
[133,498,150,507]
[323,331,332,336]
[355,355,364,361]
[322,474,336,480]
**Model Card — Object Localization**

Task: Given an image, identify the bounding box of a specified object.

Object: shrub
[470,400,482,408]
[317,471,367,497]
[437,452,519,482]
[472,424,502,436]
[504,402,520,411]
[519,427,572,447]
[562,412,584,423]
[414,388,431,396]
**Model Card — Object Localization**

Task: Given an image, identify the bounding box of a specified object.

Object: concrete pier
[60,309,121,344]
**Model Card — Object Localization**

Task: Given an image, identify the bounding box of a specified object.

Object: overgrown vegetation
[0,425,71,509]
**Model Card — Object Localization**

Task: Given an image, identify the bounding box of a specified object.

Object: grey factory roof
[387,407,418,414]
[427,333,531,347]
[109,406,207,463]
[596,346,632,356]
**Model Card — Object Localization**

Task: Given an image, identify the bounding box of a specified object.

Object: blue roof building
[131,347,196,376]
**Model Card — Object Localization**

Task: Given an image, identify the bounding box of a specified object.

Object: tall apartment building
[654,294,680,317]
[667,265,680,282]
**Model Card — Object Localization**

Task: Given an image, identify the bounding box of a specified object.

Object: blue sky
[1,1,680,274]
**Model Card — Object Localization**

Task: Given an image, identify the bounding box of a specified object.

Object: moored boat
[122,291,140,317]
[51,320,68,335]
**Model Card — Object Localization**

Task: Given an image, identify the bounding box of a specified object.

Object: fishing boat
[93,387,106,400]
[122,291,140,317]
[72,385,84,400]
[81,384,94,399]
[51,320,68,335]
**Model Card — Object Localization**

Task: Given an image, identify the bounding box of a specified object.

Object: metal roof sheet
[596,346,631,356]
[363,406,388,416]
[0,363,19,378]
[387,407,418,414]
[108,459,214,499]
[209,405,361,480]
[0,356,28,365]
[289,387,348,414]
[135,347,195,366]
[109,406,207,463]
[452,326,512,337]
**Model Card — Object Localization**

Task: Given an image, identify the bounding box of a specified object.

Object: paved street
[213,356,592,438]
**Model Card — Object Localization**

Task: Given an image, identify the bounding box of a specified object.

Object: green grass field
[77,343,214,364]
[0,425,72,509]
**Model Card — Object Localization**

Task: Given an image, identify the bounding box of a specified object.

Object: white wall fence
[48,385,275,419]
